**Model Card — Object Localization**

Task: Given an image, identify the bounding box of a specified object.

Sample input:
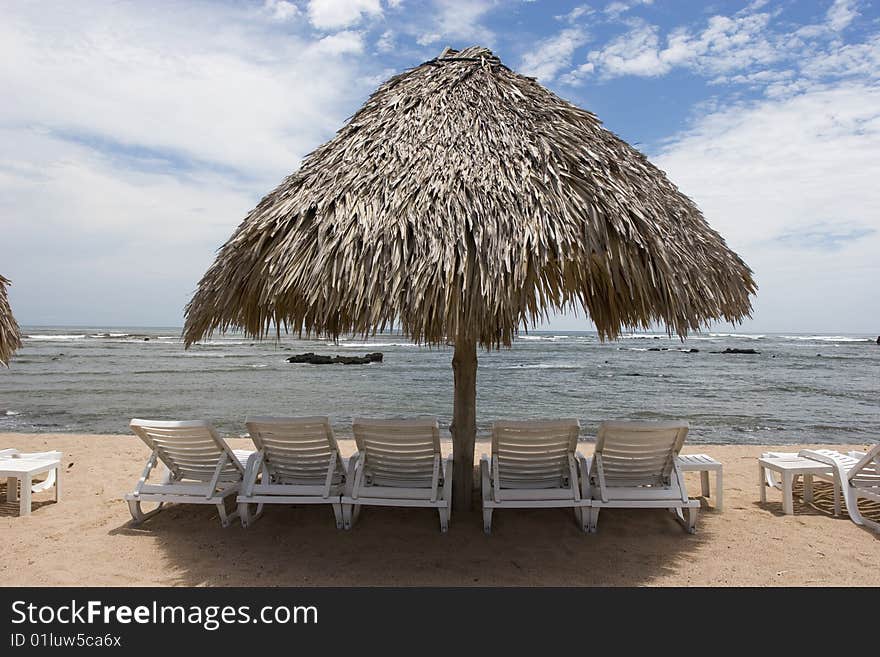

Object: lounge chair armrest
[344,451,361,496]
[241,451,264,496]
[799,449,857,487]
[480,454,491,502]
[798,449,839,468]
[442,455,454,519]
[576,452,592,500]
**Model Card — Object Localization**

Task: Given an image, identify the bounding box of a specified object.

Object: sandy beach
[1,432,877,587]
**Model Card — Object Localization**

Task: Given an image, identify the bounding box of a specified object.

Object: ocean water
[1,327,878,445]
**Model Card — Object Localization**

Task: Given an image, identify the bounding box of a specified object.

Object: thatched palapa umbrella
[184,47,756,509]
[0,275,22,366]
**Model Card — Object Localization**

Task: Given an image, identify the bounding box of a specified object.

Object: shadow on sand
[109,499,717,586]
[0,481,57,517]
[755,480,880,539]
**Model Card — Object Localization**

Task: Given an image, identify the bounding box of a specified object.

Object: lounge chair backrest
[594,421,689,487]
[245,416,345,485]
[129,419,244,483]
[491,420,580,489]
[352,417,441,487]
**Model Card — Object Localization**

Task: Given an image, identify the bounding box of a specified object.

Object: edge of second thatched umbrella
[0,275,22,366]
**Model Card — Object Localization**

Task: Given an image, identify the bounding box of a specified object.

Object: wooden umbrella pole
[451,335,478,511]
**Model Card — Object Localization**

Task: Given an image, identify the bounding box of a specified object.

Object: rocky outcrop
[719,348,760,354]
[286,352,383,365]
[647,347,699,353]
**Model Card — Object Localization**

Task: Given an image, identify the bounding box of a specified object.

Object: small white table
[677,454,723,510]
[758,454,833,515]
[1,457,62,516]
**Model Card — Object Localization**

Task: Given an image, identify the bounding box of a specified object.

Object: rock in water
[334,355,371,365]
[720,348,760,355]
[286,352,383,365]
[286,352,333,364]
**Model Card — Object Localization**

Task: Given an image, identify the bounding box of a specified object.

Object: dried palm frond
[0,275,22,366]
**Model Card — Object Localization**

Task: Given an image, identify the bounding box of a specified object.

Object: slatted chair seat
[579,420,699,533]
[799,444,880,532]
[124,419,252,527]
[236,416,350,528]
[341,417,452,532]
[480,419,586,534]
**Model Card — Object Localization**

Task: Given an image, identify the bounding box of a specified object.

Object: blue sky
[1,0,878,333]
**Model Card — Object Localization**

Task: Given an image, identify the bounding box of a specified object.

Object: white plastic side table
[758,455,832,515]
[677,454,723,511]
[1,458,62,516]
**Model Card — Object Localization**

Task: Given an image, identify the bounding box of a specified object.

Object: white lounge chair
[480,419,586,534]
[237,416,352,528]
[579,420,699,533]
[125,419,252,527]
[799,444,880,532]
[341,418,452,532]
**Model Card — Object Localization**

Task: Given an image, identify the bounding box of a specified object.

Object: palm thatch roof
[184,46,755,348]
[0,275,22,366]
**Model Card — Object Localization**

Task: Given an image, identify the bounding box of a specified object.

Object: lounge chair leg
[342,504,353,530]
[860,515,880,533]
[574,507,589,533]
[482,507,493,534]
[833,477,841,517]
[352,503,362,524]
[331,503,344,530]
[671,506,698,533]
[128,500,164,525]
[239,502,263,528]
[587,507,599,533]
[438,507,449,533]
[700,471,710,497]
[217,498,240,528]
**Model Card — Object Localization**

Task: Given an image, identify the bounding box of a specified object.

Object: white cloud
[307,0,382,31]
[315,30,365,55]
[0,2,376,325]
[603,0,653,20]
[827,0,859,31]
[586,21,667,77]
[377,29,395,52]
[556,5,593,23]
[584,13,779,79]
[520,28,589,82]
[263,0,300,22]
[571,2,874,87]
[424,0,496,48]
[654,82,880,331]
[799,33,880,80]
[417,32,442,46]
[559,61,595,86]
